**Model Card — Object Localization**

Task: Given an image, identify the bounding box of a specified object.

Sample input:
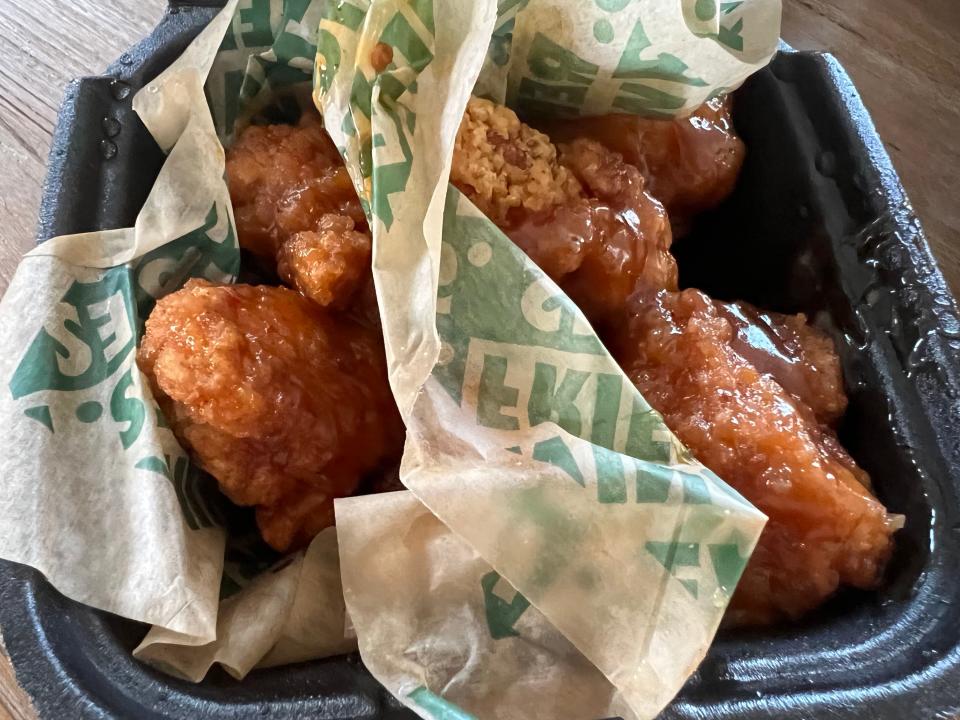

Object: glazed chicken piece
[138,279,403,552]
[226,113,371,310]
[451,97,675,329]
[615,289,897,625]
[275,213,372,310]
[556,138,676,327]
[451,95,593,277]
[716,301,848,426]
[542,97,745,234]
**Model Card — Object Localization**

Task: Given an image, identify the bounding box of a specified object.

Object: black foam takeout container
[2,2,959,718]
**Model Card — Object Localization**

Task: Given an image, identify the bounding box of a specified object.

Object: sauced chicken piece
[451,97,675,329]
[615,289,897,625]
[556,138,676,326]
[226,113,372,311]
[451,95,594,279]
[451,95,583,226]
[543,97,745,233]
[226,113,366,259]
[277,214,372,310]
[716,301,848,426]
[137,279,403,552]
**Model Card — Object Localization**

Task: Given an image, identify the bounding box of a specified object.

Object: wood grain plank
[781,0,960,295]
[0,0,165,294]
[0,634,32,720]
[0,4,167,718]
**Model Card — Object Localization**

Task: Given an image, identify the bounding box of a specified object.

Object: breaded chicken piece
[452,96,594,280]
[615,289,897,625]
[556,138,676,326]
[716,301,848,426]
[226,113,366,259]
[452,95,583,224]
[226,113,371,310]
[451,97,675,329]
[138,279,403,552]
[277,214,371,310]
[543,97,745,234]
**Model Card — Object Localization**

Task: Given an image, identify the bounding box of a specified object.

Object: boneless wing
[543,97,745,234]
[276,214,372,311]
[226,114,372,311]
[451,95,592,279]
[555,138,676,327]
[451,97,675,330]
[716,301,849,426]
[615,289,897,625]
[138,279,403,551]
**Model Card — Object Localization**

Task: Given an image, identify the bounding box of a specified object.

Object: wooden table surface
[1,1,959,718]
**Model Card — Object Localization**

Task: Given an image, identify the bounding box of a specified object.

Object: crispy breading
[615,289,896,625]
[276,214,372,310]
[226,113,374,312]
[452,96,583,225]
[717,301,849,426]
[452,97,675,330]
[137,279,403,552]
[556,138,676,325]
[543,97,745,234]
[226,114,365,261]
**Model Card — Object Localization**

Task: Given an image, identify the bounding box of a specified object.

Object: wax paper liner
[0,0,779,707]
[0,0,358,681]
[315,0,777,718]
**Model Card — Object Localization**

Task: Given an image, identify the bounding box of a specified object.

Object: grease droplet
[100,140,118,160]
[110,80,131,101]
[102,116,121,138]
[436,342,455,366]
[711,588,726,608]
[815,151,836,177]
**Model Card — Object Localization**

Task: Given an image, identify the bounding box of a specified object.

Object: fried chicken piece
[451,97,675,329]
[452,95,594,280]
[226,113,373,312]
[277,214,372,310]
[226,113,366,260]
[615,289,897,625]
[138,279,403,552]
[555,138,676,326]
[715,301,848,426]
[256,484,338,552]
[452,96,583,226]
[542,97,745,234]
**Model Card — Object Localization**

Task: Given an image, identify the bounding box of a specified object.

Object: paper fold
[0,0,780,714]
[318,1,776,717]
